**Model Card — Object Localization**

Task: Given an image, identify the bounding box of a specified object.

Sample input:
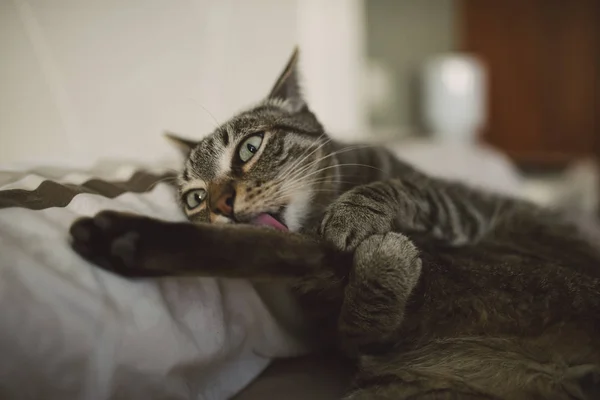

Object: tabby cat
[70,49,600,399]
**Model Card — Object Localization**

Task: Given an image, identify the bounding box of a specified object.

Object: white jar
[422,54,487,143]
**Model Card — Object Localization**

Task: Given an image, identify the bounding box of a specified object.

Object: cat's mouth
[250,212,288,232]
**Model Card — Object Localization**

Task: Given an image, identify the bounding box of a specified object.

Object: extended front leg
[70,211,349,281]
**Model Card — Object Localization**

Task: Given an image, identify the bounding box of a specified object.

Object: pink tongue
[250,213,288,231]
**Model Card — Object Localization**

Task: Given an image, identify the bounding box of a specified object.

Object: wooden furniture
[460,0,600,168]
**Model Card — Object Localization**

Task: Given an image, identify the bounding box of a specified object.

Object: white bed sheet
[0,163,307,400]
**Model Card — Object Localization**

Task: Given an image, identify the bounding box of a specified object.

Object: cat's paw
[319,193,392,252]
[69,211,167,278]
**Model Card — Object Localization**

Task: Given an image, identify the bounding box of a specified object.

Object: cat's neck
[331,140,418,191]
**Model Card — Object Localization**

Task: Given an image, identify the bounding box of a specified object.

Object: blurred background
[1,0,599,207]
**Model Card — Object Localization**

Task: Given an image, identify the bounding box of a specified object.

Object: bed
[0,143,523,400]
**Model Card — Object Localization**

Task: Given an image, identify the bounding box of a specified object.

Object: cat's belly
[399,244,600,349]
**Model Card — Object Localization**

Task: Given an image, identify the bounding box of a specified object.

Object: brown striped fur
[70,49,600,399]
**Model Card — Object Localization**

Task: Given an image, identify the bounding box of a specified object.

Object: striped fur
[70,49,600,399]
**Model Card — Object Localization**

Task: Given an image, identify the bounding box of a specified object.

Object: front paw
[319,194,392,252]
[69,211,166,278]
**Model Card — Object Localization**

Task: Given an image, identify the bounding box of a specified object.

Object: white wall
[0,0,366,165]
[298,0,367,141]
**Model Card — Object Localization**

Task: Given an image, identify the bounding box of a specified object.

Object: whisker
[277,173,341,192]
[283,144,378,184]
[273,173,375,201]
[275,162,383,200]
[282,144,355,182]
[187,97,221,128]
[276,164,384,199]
[278,135,332,182]
[271,188,340,202]
[293,163,384,185]
[276,179,351,196]
[270,188,342,202]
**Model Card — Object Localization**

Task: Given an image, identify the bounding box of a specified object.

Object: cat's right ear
[267,47,306,113]
[164,131,196,156]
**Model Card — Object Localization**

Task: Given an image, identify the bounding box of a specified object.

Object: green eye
[239,134,264,163]
[184,189,206,210]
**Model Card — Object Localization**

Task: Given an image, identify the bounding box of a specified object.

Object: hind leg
[337,232,422,355]
[345,337,599,400]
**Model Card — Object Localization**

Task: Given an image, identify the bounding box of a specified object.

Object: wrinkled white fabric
[0,164,307,400]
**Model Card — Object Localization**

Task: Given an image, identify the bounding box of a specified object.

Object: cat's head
[169,49,340,233]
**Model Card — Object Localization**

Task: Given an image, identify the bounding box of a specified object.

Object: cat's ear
[164,131,196,156]
[267,47,306,113]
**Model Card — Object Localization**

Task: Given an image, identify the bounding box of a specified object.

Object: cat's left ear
[267,47,306,113]
[164,131,196,156]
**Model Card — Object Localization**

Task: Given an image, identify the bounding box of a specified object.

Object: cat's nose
[209,183,236,217]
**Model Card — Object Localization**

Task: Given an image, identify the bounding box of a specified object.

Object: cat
[69,49,600,399]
